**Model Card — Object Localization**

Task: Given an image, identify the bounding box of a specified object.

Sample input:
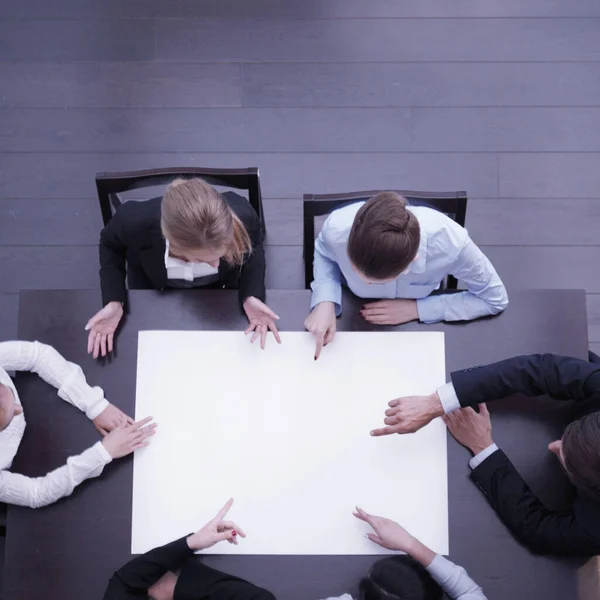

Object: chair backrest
[95,167,265,232]
[303,189,468,290]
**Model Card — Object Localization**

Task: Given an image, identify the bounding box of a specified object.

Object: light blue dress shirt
[310,203,508,324]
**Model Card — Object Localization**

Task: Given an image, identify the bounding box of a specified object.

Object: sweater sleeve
[0,341,108,419]
[0,441,111,508]
[426,555,487,599]
[102,536,194,600]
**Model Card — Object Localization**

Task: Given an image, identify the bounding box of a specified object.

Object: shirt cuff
[310,281,343,316]
[425,554,452,577]
[85,396,109,421]
[469,443,499,470]
[436,383,461,413]
[94,440,113,465]
[416,296,445,324]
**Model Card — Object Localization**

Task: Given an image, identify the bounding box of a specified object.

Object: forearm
[417,288,507,324]
[0,341,108,418]
[99,230,128,306]
[426,555,487,599]
[106,535,194,596]
[0,441,112,508]
[239,243,266,305]
[450,354,600,409]
[310,240,343,314]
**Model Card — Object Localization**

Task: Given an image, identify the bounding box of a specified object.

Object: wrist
[186,534,202,551]
[426,392,445,420]
[469,438,495,456]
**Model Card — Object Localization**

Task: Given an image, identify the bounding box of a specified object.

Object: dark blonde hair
[161,178,252,266]
[348,192,420,280]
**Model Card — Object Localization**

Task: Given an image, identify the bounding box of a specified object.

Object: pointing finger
[216,498,234,521]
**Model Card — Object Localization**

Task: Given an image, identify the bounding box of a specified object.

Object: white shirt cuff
[469,443,499,470]
[436,382,461,413]
[94,440,113,465]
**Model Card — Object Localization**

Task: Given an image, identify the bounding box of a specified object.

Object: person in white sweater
[0,340,156,508]
[322,508,486,600]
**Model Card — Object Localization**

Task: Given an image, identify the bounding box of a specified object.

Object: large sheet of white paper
[132,331,447,555]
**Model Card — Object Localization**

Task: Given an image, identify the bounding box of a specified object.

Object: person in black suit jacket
[371,354,600,556]
[103,499,275,600]
[86,178,281,358]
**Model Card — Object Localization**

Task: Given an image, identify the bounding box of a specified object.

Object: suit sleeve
[238,207,266,305]
[99,209,130,307]
[102,536,193,599]
[451,354,600,409]
[471,449,600,556]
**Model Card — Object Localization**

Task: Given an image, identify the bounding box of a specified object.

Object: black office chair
[95,167,265,233]
[303,189,468,290]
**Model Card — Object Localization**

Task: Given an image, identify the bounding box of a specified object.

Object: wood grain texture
[411,108,600,151]
[0,294,19,341]
[2,0,600,18]
[0,108,410,152]
[0,63,241,108]
[466,198,600,245]
[499,154,600,197]
[157,18,600,62]
[0,153,499,198]
[0,199,102,245]
[587,294,600,343]
[0,246,98,293]
[243,62,600,108]
[0,19,155,62]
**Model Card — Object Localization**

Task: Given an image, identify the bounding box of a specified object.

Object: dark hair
[359,556,444,600]
[562,412,600,499]
[347,192,421,280]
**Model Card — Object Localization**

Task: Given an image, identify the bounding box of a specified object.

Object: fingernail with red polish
[232,531,237,536]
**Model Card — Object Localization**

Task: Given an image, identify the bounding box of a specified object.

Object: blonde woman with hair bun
[86,178,280,358]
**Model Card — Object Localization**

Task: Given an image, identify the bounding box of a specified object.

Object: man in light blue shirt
[305,193,508,358]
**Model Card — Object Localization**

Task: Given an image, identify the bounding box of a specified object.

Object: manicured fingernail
[314,356,317,361]
[232,531,237,536]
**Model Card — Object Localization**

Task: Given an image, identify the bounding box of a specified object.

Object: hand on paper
[243,296,282,350]
[186,498,247,551]
[92,403,134,436]
[85,301,124,359]
[361,299,418,326]
[304,301,336,360]
[371,393,444,437]
[443,404,494,455]
[353,507,417,553]
[101,416,157,459]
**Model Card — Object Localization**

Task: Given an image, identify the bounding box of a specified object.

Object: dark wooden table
[4,289,590,600]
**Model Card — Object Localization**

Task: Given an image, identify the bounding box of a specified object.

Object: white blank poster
[132,331,447,555]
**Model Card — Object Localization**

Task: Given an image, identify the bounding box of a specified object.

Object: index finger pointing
[314,333,324,360]
[370,426,398,437]
[216,498,234,521]
[270,322,282,344]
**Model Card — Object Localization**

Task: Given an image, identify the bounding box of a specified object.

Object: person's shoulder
[321,202,363,244]
[106,198,161,236]
[222,192,260,233]
[410,205,468,253]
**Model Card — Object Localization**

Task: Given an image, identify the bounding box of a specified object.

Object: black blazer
[102,535,275,599]
[99,192,266,308]
[450,354,600,556]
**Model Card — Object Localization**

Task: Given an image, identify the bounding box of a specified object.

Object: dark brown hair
[562,412,600,499]
[348,192,420,280]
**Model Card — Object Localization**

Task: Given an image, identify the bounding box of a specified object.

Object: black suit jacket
[450,354,600,556]
[99,192,266,308]
[102,535,275,599]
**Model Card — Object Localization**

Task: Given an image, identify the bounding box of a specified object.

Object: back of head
[359,556,444,600]
[562,412,600,499]
[161,178,251,265]
[347,192,420,280]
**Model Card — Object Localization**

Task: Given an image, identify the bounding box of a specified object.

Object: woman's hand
[304,301,336,360]
[101,417,157,459]
[92,403,134,437]
[85,301,124,359]
[353,507,417,552]
[186,498,247,551]
[354,507,436,566]
[361,299,418,325]
[243,297,282,350]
